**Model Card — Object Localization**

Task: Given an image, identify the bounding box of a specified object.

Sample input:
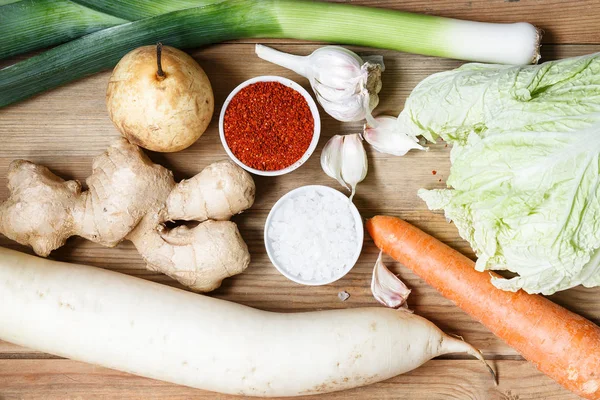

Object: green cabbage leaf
[401,53,600,294]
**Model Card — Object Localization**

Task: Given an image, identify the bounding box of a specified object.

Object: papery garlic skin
[364,115,426,156]
[338,291,350,302]
[340,134,368,201]
[320,135,348,189]
[255,44,383,124]
[371,251,411,309]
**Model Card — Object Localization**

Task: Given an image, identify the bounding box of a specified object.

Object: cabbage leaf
[400,53,600,294]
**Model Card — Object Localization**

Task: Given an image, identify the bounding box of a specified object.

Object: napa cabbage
[399,53,600,294]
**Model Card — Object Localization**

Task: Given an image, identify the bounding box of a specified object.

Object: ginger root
[0,139,255,292]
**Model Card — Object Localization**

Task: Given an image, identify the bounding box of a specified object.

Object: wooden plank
[1,44,600,360]
[0,359,578,400]
[0,24,599,400]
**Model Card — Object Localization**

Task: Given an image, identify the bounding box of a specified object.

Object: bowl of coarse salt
[264,185,363,285]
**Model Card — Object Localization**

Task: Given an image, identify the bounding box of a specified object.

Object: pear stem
[156,42,165,79]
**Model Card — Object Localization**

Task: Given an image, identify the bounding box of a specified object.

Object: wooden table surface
[1,1,599,399]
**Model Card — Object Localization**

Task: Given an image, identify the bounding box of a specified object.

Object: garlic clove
[340,134,368,201]
[363,115,427,156]
[320,135,348,190]
[313,83,357,104]
[371,251,412,309]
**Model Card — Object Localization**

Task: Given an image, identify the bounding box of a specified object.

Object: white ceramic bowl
[219,76,321,176]
[264,185,364,286]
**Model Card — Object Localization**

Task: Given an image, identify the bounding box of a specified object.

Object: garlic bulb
[321,134,368,201]
[364,115,426,156]
[255,44,383,124]
[371,251,411,309]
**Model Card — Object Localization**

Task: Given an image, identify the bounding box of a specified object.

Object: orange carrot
[367,215,600,400]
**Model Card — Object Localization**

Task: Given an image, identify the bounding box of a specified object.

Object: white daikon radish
[0,247,492,396]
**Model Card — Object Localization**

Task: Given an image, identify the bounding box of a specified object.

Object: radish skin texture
[0,247,487,396]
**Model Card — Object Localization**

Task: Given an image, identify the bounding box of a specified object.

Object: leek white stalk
[321,134,368,201]
[256,44,383,124]
[364,115,427,156]
[442,19,541,64]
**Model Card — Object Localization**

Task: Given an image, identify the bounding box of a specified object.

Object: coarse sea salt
[267,187,359,283]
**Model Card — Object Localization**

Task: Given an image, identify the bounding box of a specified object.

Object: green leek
[0,0,540,108]
[0,0,126,59]
[71,0,216,20]
[0,0,219,59]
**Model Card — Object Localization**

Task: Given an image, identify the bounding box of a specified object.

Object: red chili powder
[224,81,314,171]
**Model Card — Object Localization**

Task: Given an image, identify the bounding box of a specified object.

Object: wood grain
[1,1,600,398]
[0,360,579,400]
